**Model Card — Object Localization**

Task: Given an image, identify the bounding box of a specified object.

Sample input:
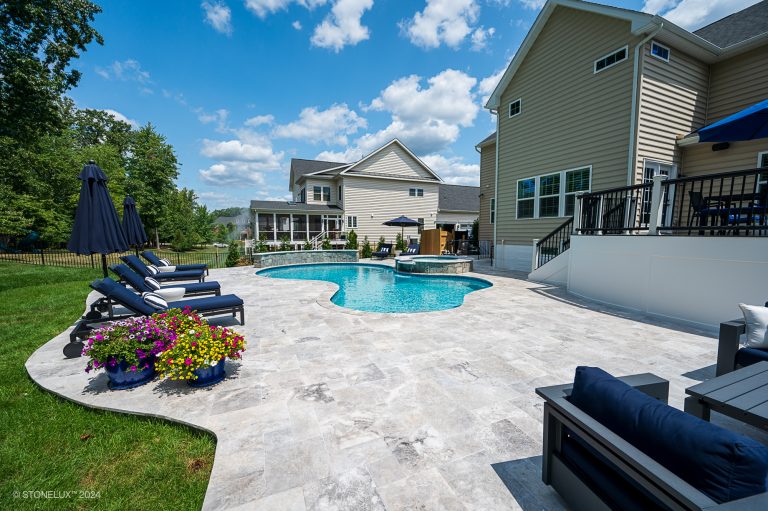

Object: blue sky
[69,0,758,209]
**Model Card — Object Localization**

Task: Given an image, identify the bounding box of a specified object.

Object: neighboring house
[250,139,479,248]
[481,0,768,271]
[213,211,250,240]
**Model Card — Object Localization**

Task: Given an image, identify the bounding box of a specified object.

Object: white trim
[593,45,629,74]
[508,98,522,118]
[516,177,537,220]
[305,164,350,177]
[676,134,700,147]
[516,165,592,220]
[339,139,444,182]
[342,173,438,185]
[650,40,670,62]
[758,151,768,169]
[493,113,500,261]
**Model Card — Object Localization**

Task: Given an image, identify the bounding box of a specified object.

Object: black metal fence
[535,217,572,269]
[0,248,241,270]
[578,182,652,235]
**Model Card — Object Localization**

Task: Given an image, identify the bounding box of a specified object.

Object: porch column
[306,214,309,241]
[648,175,667,235]
[290,214,294,242]
[531,238,540,272]
[254,212,259,239]
[273,213,277,243]
[572,193,584,234]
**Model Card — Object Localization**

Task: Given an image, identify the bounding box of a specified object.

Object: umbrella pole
[101,254,108,278]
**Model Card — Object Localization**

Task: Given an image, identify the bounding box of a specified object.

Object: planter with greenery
[83,316,174,390]
[155,308,246,387]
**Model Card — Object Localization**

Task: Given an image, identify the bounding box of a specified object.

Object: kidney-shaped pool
[256,263,492,313]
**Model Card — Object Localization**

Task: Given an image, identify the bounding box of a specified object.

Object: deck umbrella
[122,196,148,255]
[383,216,423,242]
[67,160,129,277]
[697,98,768,142]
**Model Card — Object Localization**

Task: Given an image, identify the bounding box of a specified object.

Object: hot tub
[395,255,473,274]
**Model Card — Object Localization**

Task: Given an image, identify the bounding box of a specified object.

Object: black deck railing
[578,182,652,235]
[535,217,573,269]
[0,248,238,270]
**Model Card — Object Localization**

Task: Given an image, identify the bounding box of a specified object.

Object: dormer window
[650,41,670,62]
[508,98,522,118]
[594,46,628,73]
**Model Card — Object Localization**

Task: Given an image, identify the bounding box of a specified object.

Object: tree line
[0,0,218,251]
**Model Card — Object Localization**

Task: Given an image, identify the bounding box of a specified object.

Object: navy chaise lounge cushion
[111,264,220,295]
[167,294,243,311]
[570,366,768,504]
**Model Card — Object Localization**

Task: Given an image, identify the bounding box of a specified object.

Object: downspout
[492,109,500,267]
[627,22,663,186]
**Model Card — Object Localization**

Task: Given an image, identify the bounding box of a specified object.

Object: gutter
[627,22,663,186]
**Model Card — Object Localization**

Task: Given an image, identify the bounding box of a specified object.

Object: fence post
[572,193,584,234]
[648,175,667,235]
[214,251,220,268]
[531,238,540,272]
[40,249,46,266]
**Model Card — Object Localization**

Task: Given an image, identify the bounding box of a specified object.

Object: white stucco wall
[567,236,768,330]
[494,244,533,272]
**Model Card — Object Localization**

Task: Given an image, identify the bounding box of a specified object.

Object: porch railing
[577,182,652,235]
[534,217,573,269]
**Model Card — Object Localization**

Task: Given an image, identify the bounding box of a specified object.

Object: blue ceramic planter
[106,358,156,390]
[188,359,226,387]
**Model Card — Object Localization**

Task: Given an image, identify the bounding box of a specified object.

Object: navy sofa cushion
[736,347,768,368]
[570,366,768,504]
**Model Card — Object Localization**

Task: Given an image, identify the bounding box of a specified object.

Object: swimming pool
[256,263,491,313]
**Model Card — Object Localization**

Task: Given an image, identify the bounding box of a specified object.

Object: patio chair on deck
[141,250,209,275]
[716,301,768,376]
[121,254,205,282]
[110,264,220,298]
[402,243,420,255]
[372,243,393,259]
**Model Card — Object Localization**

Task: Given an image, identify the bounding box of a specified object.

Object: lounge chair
[110,264,221,298]
[121,254,205,282]
[141,250,209,275]
[537,367,768,511]
[716,301,768,376]
[402,243,420,255]
[372,243,393,259]
[90,277,244,325]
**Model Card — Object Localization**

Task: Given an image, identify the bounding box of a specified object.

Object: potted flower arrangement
[155,308,246,387]
[83,316,173,390]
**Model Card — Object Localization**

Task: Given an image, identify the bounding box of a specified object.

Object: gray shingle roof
[438,184,480,212]
[694,0,768,48]
[290,158,348,185]
[250,200,342,212]
[476,132,496,148]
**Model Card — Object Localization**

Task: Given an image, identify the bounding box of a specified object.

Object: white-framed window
[338,185,342,203]
[409,188,424,197]
[594,46,628,73]
[650,41,670,62]
[346,215,357,229]
[313,186,330,201]
[490,198,496,224]
[508,98,522,118]
[516,166,592,219]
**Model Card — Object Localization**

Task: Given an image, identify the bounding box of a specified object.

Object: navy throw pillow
[570,366,768,503]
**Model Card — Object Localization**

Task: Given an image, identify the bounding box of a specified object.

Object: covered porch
[250,201,347,250]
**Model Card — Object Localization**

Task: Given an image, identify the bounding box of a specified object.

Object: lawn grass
[0,262,215,510]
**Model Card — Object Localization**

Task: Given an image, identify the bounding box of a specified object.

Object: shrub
[278,234,291,251]
[303,239,312,250]
[345,229,358,250]
[256,233,268,253]
[361,236,372,258]
[321,236,331,250]
[376,236,385,251]
[395,232,406,251]
[225,241,240,267]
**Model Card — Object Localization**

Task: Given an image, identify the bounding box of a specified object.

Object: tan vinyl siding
[634,42,708,181]
[347,144,435,180]
[478,141,496,241]
[683,140,768,176]
[495,7,639,244]
[436,211,477,224]
[342,176,438,244]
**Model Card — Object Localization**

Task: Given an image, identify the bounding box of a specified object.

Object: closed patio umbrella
[697,98,768,142]
[67,160,129,277]
[122,196,148,255]
[383,215,423,242]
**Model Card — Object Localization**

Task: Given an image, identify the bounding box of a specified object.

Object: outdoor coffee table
[684,361,768,430]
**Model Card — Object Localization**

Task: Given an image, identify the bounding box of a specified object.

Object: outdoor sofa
[141,250,209,275]
[110,264,221,298]
[90,277,244,325]
[536,366,768,511]
[372,243,393,259]
[121,254,205,282]
[716,301,768,376]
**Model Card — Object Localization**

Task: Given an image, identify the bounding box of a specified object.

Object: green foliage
[210,207,244,218]
[321,236,331,250]
[376,236,386,251]
[361,236,372,258]
[303,239,312,250]
[472,219,479,241]
[345,229,358,250]
[225,241,240,267]
[395,232,406,251]
[256,233,268,253]
[278,235,291,251]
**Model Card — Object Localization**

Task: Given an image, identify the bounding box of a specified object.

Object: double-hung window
[347,215,357,229]
[313,186,331,201]
[516,167,591,219]
[538,174,561,217]
[409,188,424,197]
[564,168,591,215]
[517,179,536,219]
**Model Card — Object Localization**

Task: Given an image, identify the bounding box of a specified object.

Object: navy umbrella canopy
[122,196,148,253]
[697,98,768,142]
[383,216,423,241]
[67,160,129,277]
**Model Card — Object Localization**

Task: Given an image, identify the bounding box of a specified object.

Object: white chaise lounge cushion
[146,264,159,276]
[142,292,168,310]
[156,265,177,273]
[159,258,172,266]
[739,303,768,348]
[144,276,161,291]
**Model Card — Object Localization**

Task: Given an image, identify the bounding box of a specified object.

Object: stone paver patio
[25,260,766,510]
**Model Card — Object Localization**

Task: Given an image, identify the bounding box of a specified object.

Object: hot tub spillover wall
[396,256,473,274]
[253,250,358,268]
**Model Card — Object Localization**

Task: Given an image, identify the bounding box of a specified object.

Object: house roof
[485,0,768,110]
[438,184,480,212]
[289,158,348,189]
[250,200,342,213]
[340,139,443,182]
[694,0,768,49]
[476,132,496,149]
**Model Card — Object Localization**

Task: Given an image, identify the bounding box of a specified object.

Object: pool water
[257,263,491,313]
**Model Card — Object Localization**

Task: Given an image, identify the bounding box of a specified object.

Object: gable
[344,142,440,181]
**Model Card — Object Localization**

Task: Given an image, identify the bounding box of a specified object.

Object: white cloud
[420,154,479,185]
[311,0,373,51]
[244,0,328,18]
[197,108,230,131]
[470,26,495,51]
[95,59,151,84]
[643,0,760,30]
[518,0,545,9]
[402,0,480,49]
[292,20,303,30]
[202,1,233,35]
[245,114,275,126]
[199,162,267,186]
[273,104,366,145]
[478,65,507,106]
[201,138,282,164]
[102,109,139,129]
